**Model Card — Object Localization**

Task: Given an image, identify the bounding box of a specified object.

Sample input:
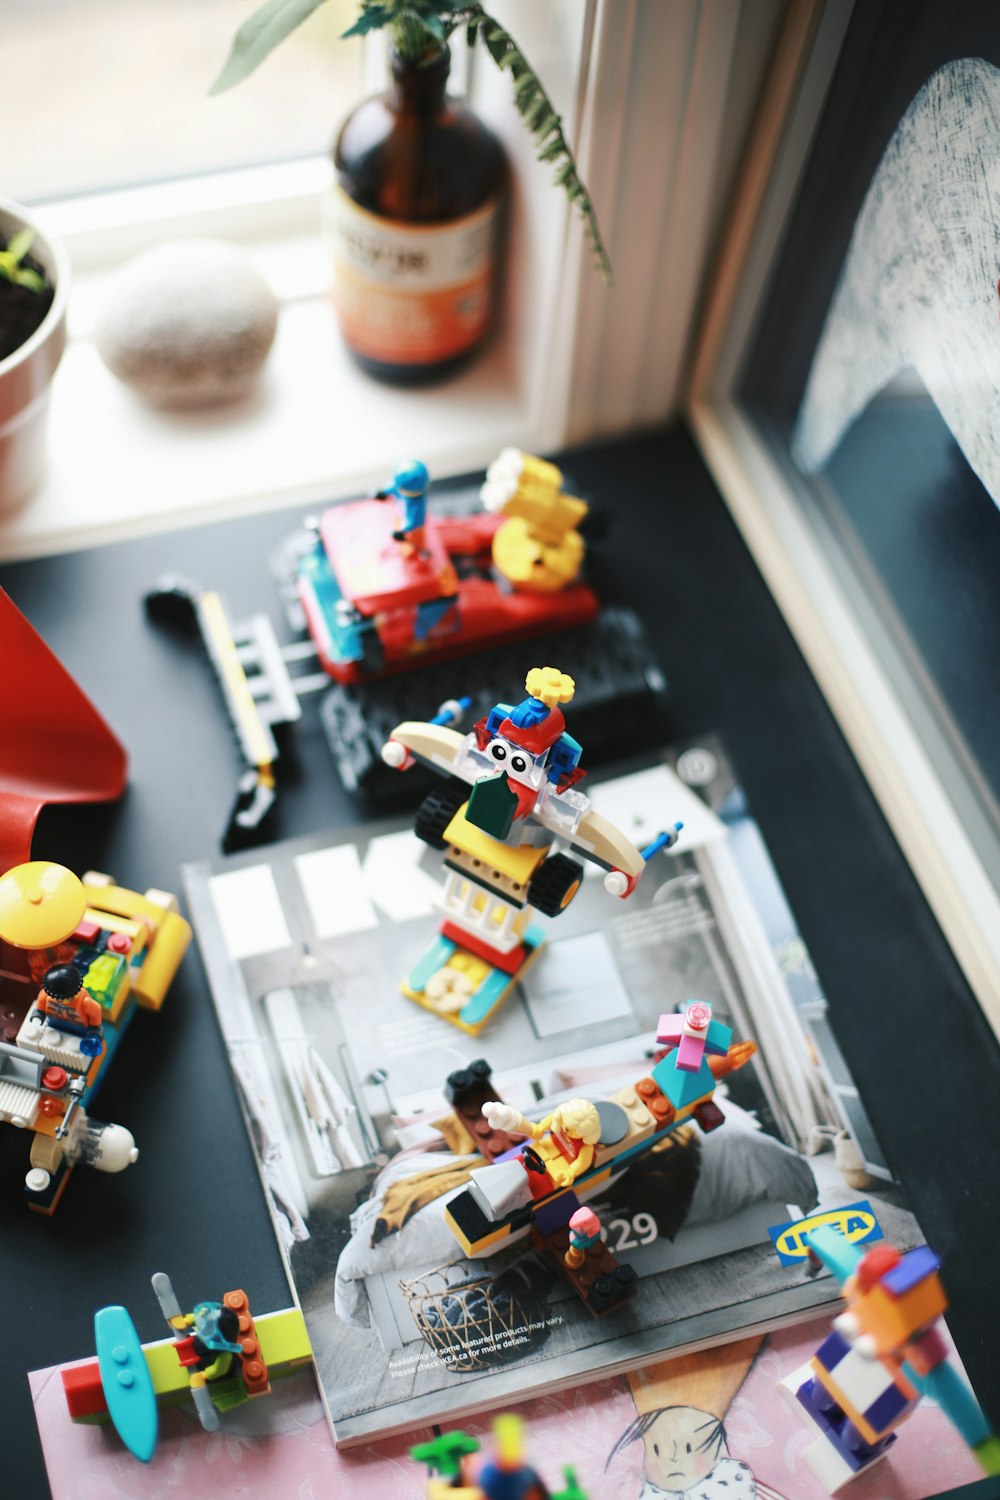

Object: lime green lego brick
[257,1308,312,1370]
[82,952,127,1009]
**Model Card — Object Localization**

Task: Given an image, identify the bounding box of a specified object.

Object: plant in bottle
[212,0,610,383]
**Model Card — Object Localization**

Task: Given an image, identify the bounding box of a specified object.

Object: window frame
[686,0,1000,1040]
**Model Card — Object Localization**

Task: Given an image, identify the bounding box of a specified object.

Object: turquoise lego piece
[806,1224,864,1284]
[651,1052,715,1109]
[459,926,544,1028]
[95,1305,158,1463]
[705,1016,732,1054]
[407,935,458,991]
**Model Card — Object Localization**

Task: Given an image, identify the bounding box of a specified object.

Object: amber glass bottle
[328,45,507,385]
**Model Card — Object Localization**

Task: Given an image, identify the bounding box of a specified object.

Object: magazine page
[29,1314,985,1498]
[182,737,923,1445]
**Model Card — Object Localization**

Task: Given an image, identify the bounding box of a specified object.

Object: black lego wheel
[413,779,470,849]
[527,852,584,917]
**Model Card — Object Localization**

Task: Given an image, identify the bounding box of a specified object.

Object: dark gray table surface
[1,424,997,1499]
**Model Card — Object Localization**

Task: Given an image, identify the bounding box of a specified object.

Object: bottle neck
[388,45,450,117]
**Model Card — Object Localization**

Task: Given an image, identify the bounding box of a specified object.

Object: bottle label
[326,184,501,365]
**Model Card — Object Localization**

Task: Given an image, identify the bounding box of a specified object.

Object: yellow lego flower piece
[525,666,576,708]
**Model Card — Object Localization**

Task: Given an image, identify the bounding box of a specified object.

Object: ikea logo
[768,1201,883,1266]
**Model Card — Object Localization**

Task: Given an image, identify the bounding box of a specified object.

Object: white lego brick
[0,1079,40,1127]
[821,1341,899,1411]
[468,1160,532,1220]
[16,1013,93,1072]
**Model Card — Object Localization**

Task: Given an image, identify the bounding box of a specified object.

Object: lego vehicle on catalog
[296,451,599,684]
[382,665,682,1033]
[0,860,191,1213]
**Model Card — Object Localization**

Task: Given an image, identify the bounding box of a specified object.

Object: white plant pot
[0,198,70,510]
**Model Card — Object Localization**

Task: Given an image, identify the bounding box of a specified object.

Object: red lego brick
[61,1361,107,1418]
[440,920,526,974]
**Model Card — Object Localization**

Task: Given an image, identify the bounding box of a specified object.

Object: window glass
[5,0,361,203]
[742,0,1000,840]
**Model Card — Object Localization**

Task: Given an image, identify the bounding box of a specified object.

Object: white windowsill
[0,164,532,562]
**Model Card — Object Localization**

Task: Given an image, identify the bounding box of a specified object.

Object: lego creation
[299,451,598,684]
[0,860,191,1213]
[145,456,670,841]
[321,605,668,803]
[412,1413,588,1500]
[780,1225,1000,1491]
[441,1003,756,1317]
[62,1271,312,1462]
[383,665,682,1032]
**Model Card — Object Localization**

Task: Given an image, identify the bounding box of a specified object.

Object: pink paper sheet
[30,1319,983,1499]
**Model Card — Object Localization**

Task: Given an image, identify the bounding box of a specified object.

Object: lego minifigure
[375,458,430,555]
[781,1225,1000,1491]
[483,1097,602,1189]
[383,666,682,1032]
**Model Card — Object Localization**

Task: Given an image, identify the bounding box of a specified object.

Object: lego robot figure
[781,1226,1000,1492]
[382,666,682,1033]
[412,1413,588,1500]
[0,860,191,1213]
[375,458,430,555]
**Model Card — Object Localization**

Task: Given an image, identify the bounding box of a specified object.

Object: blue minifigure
[376,459,429,554]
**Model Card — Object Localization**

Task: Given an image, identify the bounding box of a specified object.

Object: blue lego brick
[531,1189,580,1237]
[865,1382,917,1433]
[883,1245,940,1297]
[650,1052,715,1109]
[414,596,458,642]
[815,1328,853,1374]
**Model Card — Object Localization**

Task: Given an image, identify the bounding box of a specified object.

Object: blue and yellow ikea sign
[768,1200,883,1266]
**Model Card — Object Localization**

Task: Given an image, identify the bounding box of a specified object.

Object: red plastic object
[61,1361,108,1419]
[0,588,126,871]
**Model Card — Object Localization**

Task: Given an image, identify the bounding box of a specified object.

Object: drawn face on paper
[640,1407,725,1492]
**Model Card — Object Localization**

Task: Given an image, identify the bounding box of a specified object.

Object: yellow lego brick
[83,883,170,931]
[443,808,549,886]
[83,907,146,952]
[492,516,584,593]
[133,909,193,1011]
